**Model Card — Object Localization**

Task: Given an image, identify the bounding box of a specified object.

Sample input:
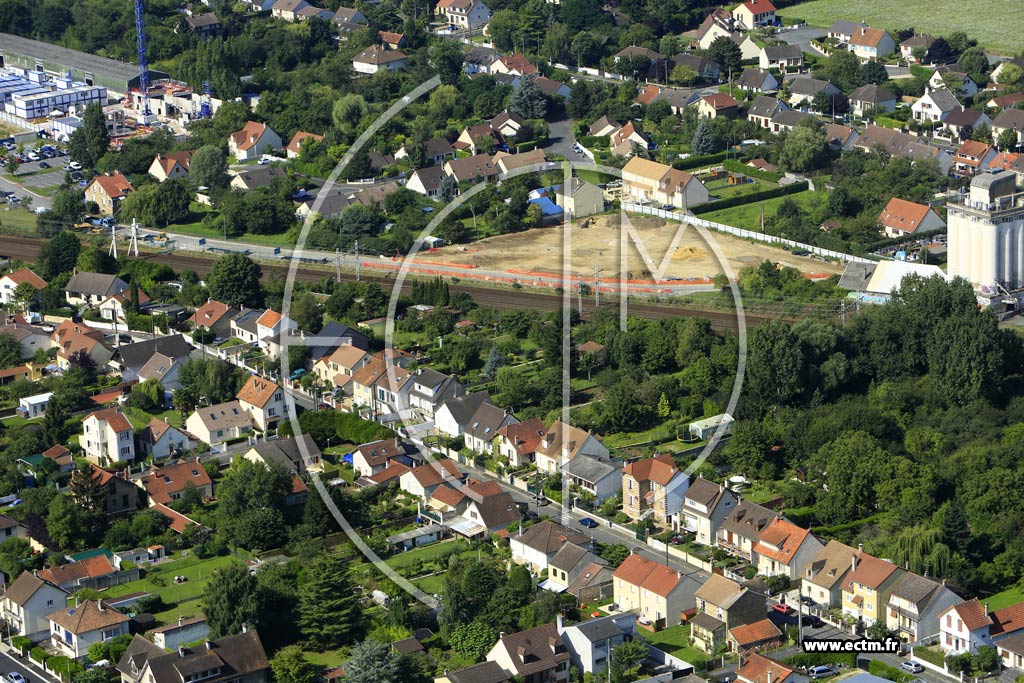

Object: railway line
[1,235,771,331]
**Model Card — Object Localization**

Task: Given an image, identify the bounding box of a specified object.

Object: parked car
[578,517,599,529]
[68,161,82,170]
[809,666,836,679]
[772,602,793,615]
[38,161,49,169]
[901,662,924,674]
[804,615,823,628]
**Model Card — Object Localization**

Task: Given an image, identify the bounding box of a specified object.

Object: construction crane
[134,0,151,117]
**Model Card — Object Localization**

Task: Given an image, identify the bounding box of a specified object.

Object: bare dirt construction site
[418,214,845,280]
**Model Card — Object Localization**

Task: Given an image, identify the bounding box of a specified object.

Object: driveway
[774,25,828,54]
[545,116,588,162]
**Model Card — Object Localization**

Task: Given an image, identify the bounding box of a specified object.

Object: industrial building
[947,171,1024,300]
[0,68,107,121]
[0,32,167,94]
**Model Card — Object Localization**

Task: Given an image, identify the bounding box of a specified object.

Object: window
[268,407,276,416]
[47,599,53,607]
[121,447,131,456]
[120,431,130,441]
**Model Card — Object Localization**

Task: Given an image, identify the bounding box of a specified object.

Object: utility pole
[335,248,341,282]
[128,219,139,257]
[355,240,360,281]
[577,273,583,316]
[594,265,601,307]
[108,222,118,259]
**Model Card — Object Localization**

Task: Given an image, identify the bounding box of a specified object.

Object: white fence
[622,202,876,264]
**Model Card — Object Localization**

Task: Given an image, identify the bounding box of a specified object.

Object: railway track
[2,236,765,330]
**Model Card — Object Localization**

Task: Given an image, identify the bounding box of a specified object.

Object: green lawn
[0,415,42,430]
[414,573,445,594]
[704,177,778,201]
[161,209,297,248]
[104,554,240,605]
[303,649,344,669]
[700,190,826,230]
[645,625,708,666]
[986,585,1024,610]
[0,208,41,234]
[782,0,1024,54]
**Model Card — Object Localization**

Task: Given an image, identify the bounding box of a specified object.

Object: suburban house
[622,453,689,525]
[954,140,998,176]
[773,110,816,133]
[841,551,906,627]
[148,615,209,651]
[545,542,612,597]
[285,131,324,159]
[610,121,650,156]
[236,375,286,432]
[462,45,498,74]
[588,116,621,138]
[717,500,778,562]
[878,197,946,238]
[407,166,447,198]
[612,552,695,630]
[556,612,637,675]
[227,121,282,161]
[486,622,571,683]
[74,464,139,515]
[758,44,802,71]
[667,54,720,82]
[464,402,518,454]
[0,322,49,360]
[729,619,784,654]
[1,571,68,640]
[115,630,269,683]
[97,287,151,322]
[188,300,240,338]
[436,662,510,683]
[399,459,465,499]
[81,408,134,465]
[491,53,538,77]
[676,476,739,544]
[271,0,310,21]
[563,454,623,505]
[352,45,408,75]
[230,166,287,191]
[444,154,499,183]
[185,401,253,446]
[147,151,192,181]
[494,418,547,468]
[929,66,979,97]
[139,458,213,506]
[395,137,456,165]
[65,272,129,309]
[899,34,935,62]
[50,322,111,371]
[848,83,897,116]
[459,480,521,535]
[0,267,46,307]
[509,520,590,574]
[242,434,322,475]
[352,438,414,478]
[747,95,787,129]
[854,125,953,172]
[998,634,1024,672]
[939,599,997,654]
[736,69,778,94]
[993,109,1024,148]
[138,418,193,460]
[314,344,370,392]
[434,0,491,29]
[691,9,735,50]
[753,518,822,579]
[848,26,895,61]
[827,19,865,43]
[109,335,193,383]
[621,157,709,209]
[912,88,962,123]
[534,420,609,474]
[736,654,806,683]
[555,178,604,218]
[801,539,857,608]
[731,0,775,28]
[886,573,962,643]
[942,108,991,144]
[691,574,765,653]
[332,6,368,25]
[786,78,840,108]
[85,173,134,215]
[37,554,136,592]
[697,93,740,119]
[48,600,129,660]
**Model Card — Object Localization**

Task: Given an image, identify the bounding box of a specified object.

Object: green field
[104,553,240,605]
[700,190,827,230]
[985,585,1024,610]
[783,0,1024,55]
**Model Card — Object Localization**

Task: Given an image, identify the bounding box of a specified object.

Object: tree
[298,553,366,650]
[0,539,41,581]
[926,37,953,64]
[998,128,1018,151]
[0,334,22,367]
[958,47,990,84]
[562,0,602,32]
[997,63,1024,87]
[860,60,889,85]
[812,90,849,116]
[439,174,459,204]
[613,636,649,673]
[343,640,402,683]
[9,282,36,314]
[202,562,263,638]
[510,75,548,119]
[332,94,368,138]
[449,621,496,661]
[37,231,81,279]
[776,120,830,173]
[818,50,863,91]
[68,102,110,169]
[189,145,229,189]
[486,9,518,52]
[76,247,117,275]
[271,645,321,683]
[671,64,699,86]
[47,494,93,550]
[706,36,743,76]
[46,189,86,229]
[429,40,464,85]
[291,292,323,334]
[207,254,262,308]
[614,54,652,82]
[974,646,1000,672]
[691,119,716,155]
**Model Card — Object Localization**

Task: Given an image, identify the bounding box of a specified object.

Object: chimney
[858,543,864,553]
[205,641,214,650]
[178,647,186,658]
[178,616,184,626]
[556,612,564,631]
[518,523,523,537]
[851,555,857,573]
[241,623,248,633]
[768,672,773,683]
[97,601,104,612]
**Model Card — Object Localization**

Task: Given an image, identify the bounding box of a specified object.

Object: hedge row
[869,660,915,683]
[723,158,783,183]
[691,181,809,215]
[784,652,857,668]
[672,150,730,171]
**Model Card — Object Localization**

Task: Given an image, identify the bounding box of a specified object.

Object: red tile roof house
[352,438,414,478]
[147,151,193,182]
[736,653,803,683]
[285,131,324,159]
[227,121,283,161]
[612,552,694,631]
[81,408,135,466]
[878,197,946,238]
[236,375,286,432]
[0,268,46,307]
[753,518,823,579]
[939,598,1024,655]
[47,599,130,660]
[954,140,998,176]
[485,622,571,683]
[38,554,140,592]
[188,299,240,338]
[729,618,783,653]
[731,0,775,29]
[139,458,214,506]
[85,173,135,215]
[697,93,740,119]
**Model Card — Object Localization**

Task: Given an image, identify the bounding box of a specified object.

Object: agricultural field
[783,0,1024,55]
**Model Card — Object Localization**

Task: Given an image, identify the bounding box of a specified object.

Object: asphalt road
[0,648,51,683]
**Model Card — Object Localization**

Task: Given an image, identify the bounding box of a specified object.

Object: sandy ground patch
[419,214,845,280]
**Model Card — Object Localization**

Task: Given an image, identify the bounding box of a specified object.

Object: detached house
[399,459,465,499]
[930,66,979,98]
[993,109,1024,148]
[242,434,322,475]
[942,108,991,144]
[787,78,840,109]
[486,623,571,683]
[697,93,740,119]
[1,571,68,640]
[753,518,822,579]
[407,166,446,198]
[612,552,695,630]
[352,438,414,478]
[510,520,590,574]
[352,46,408,75]
[900,34,935,62]
[285,131,324,159]
[731,0,775,28]
[841,551,906,627]
[228,121,282,161]
[556,612,636,675]
[85,173,134,215]
[939,599,996,654]
[563,454,623,505]
[736,654,806,683]
[878,197,946,238]
[676,476,738,544]
[801,539,857,608]
[185,400,253,446]
[546,543,612,599]
[621,157,709,209]
[148,151,192,182]
[747,95,787,129]
[116,630,269,683]
[139,458,213,506]
[464,402,518,454]
[848,83,897,117]
[48,600,129,660]
[737,69,778,94]
[622,453,688,525]
[954,140,998,176]
[495,419,547,468]
[912,88,962,123]
[188,299,240,338]
[435,0,491,29]
[138,418,193,460]
[691,574,766,653]
[82,408,134,465]
[535,420,609,474]
[759,44,802,71]
[74,464,139,515]
[848,26,895,62]
[0,268,46,307]
[886,573,962,643]
[65,272,129,309]
[236,375,286,432]
[717,500,777,562]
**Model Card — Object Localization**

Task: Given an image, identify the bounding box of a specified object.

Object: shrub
[870,660,914,682]
[30,646,48,663]
[723,158,782,182]
[785,652,856,668]
[11,636,31,653]
[672,150,729,171]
